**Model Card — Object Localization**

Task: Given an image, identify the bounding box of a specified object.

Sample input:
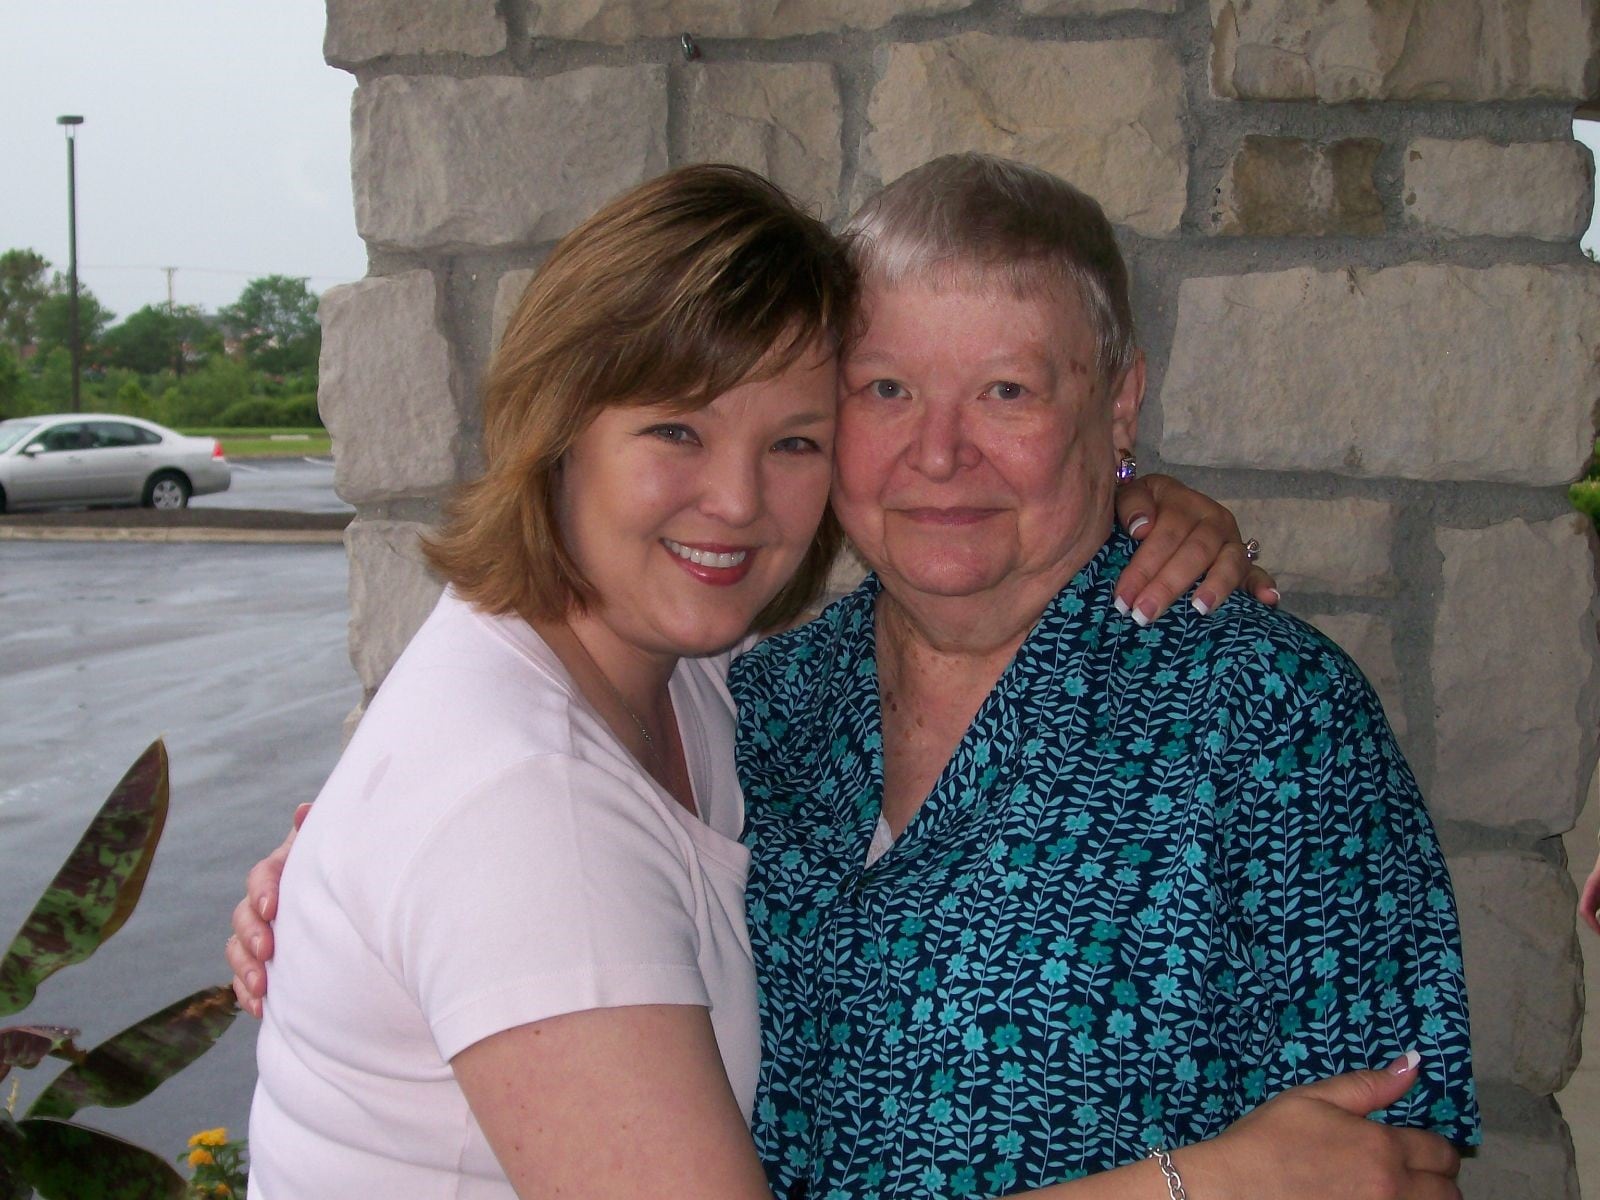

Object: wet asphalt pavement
[0,537,354,1155]
[193,455,353,515]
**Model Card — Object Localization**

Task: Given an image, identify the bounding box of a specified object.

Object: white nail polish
[1114,596,1130,616]
[1132,607,1151,628]
[1127,516,1151,537]
[1191,596,1211,616]
[1265,588,1281,605]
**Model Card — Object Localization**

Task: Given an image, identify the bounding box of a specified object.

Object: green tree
[34,274,114,362]
[101,303,212,376]
[0,249,51,353]
[160,354,253,425]
[21,347,73,412]
[219,274,320,375]
[0,344,23,418]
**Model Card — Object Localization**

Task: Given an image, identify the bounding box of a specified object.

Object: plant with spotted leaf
[0,740,238,1199]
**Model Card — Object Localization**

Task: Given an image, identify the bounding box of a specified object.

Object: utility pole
[163,267,177,308]
[57,115,84,412]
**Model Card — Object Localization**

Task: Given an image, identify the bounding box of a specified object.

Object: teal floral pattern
[732,533,1478,1200]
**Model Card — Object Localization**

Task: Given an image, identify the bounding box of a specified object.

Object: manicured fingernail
[1191,595,1211,616]
[1265,588,1281,605]
[257,895,272,918]
[1132,605,1152,628]
[1387,1049,1421,1075]
[1114,595,1130,616]
[1127,516,1151,537]
[246,970,262,995]
[250,934,263,956]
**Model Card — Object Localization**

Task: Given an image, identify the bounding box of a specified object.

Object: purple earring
[1116,451,1137,483]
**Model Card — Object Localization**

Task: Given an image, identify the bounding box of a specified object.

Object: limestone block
[1432,518,1600,834]
[525,0,967,40]
[1212,497,1396,597]
[1305,612,1405,738]
[318,272,459,504]
[346,520,445,693]
[1459,1117,1579,1200]
[1404,138,1594,240]
[353,70,668,251]
[491,268,540,357]
[1452,851,1583,1093]
[685,64,843,219]
[1018,0,1179,11]
[865,35,1187,237]
[1210,0,1598,102]
[1160,264,1600,486]
[1210,136,1382,236]
[1460,1088,1579,1199]
[341,700,368,746]
[325,0,505,62]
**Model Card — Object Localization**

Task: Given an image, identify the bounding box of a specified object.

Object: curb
[0,524,347,545]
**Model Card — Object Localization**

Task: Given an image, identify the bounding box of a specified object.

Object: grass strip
[179,427,331,458]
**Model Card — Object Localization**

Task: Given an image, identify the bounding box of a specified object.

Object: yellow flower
[212,1185,232,1198]
[187,1127,228,1148]
[187,1148,215,1169]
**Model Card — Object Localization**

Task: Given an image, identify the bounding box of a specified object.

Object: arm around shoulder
[1212,635,1479,1146]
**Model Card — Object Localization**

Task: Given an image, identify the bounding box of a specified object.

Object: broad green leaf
[16,1119,183,1200]
[26,988,236,1122]
[0,1026,79,1087]
[0,1112,30,1200]
[0,742,169,1017]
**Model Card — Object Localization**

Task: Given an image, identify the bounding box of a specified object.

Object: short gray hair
[843,153,1136,385]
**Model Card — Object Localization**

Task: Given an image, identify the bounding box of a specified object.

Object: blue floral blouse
[731,533,1479,1200]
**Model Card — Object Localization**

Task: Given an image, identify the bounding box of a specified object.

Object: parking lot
[194,455,353,514]
[0,537,354,1154]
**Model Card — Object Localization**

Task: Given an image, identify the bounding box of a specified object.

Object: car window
[38,423,89,452]
[134,425,163,446]
[89,422,146,448]
[0,420,42,453]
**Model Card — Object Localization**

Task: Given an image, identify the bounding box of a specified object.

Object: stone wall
[318,1,1600,1193]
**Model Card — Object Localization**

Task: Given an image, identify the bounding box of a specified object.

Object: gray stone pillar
[321,1,1600,1192]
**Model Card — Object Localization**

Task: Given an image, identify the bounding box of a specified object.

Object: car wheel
[143,471,191,510]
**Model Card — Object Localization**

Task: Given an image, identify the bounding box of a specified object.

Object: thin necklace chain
[568,626,657,754]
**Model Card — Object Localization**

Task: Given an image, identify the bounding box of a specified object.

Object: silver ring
[1243,538,1261,562]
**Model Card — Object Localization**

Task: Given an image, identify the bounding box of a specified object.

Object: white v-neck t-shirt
[249,591,756,1199]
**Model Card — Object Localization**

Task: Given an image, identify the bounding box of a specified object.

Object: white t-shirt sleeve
[387,754,711,1062]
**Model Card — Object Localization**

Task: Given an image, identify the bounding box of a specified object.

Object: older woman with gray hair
[737,153,1477,1198]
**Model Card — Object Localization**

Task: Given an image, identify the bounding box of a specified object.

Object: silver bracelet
[1147,1147,1188,1200]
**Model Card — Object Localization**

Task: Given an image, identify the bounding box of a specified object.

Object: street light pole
[57,115,84,413]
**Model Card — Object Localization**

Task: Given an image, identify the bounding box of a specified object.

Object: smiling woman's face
[833,277,1143,615]
[554,344,838,660]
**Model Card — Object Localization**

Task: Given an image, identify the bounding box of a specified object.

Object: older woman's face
[833,277,1142,610]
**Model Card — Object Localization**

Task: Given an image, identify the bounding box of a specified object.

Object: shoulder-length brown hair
[425,164,855,633]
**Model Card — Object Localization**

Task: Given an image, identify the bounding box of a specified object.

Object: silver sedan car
[0,414,232,512]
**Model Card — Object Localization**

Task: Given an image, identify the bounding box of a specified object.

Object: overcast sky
[3,2,365,320]
[4,6,1597,323]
